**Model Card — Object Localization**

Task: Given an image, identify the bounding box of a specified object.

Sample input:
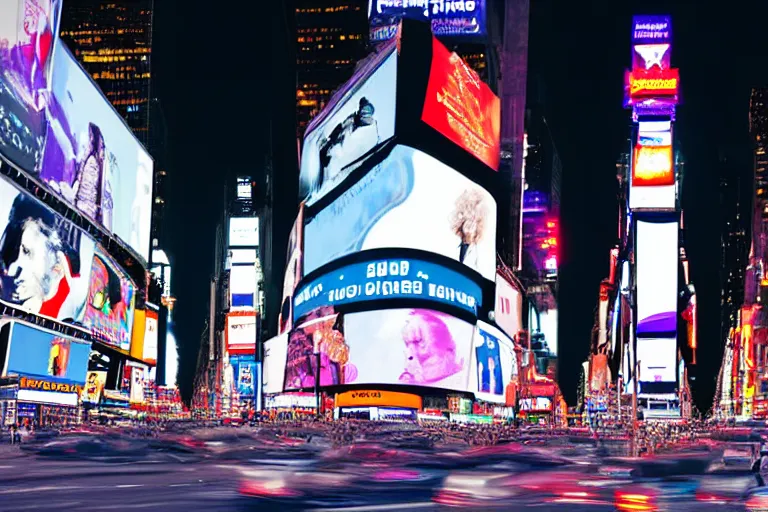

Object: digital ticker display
[293,255,483,321]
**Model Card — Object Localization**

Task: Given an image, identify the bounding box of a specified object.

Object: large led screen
[278,206,304,335]
[230,264,256,310]
[284,308,474,392]
[421,36,500,171]
[40,41,153,261]
[494,273,522,339]
[293,255,483,322]
[304,145,497,281]
[469,322,517,404]
[263,333,288,394]
[82,247,136,351]
[300,47,397,207]
[226,311,256,355]
[368,0,486,42]
[0,0,62,172]
[636,337,676,383]
[228,217,259,247]
[636,220,678,337]
[4,322,90,385]
[230,354,256,398]
[632,15,672,44]
[0,175,95,321]
[143,308,158,365]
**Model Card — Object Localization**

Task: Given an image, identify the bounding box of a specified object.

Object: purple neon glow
[636,311,677,336]
[632,15,672,44]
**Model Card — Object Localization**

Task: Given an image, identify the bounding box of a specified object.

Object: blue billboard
[369,0,486,42]
[631,15,672,44]
[3,322,91,385]
[293,254,482,321]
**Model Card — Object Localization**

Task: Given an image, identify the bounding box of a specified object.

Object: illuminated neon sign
[628,68,679,99]
[633,145,674,186]
[632,15,672,44]
[633,43,670,70]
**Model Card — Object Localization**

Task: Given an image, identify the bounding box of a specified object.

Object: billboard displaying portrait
[299,46,397,207]
[226,311,256,355]
[3,322,90,385]
[304,145,497,281]
[470,322,517,404]
[636,220,678,337]
[0,176,95,321]
[81,370,106,404]
[278,205,304,335]
[637,337,677,384]
[82,248,136,351]
[40,41,153,261]
[263,333,288,394]
[421,36,500,171]
[0,0,62,172]
[284,312,347,390]
[294,254,483,322]
[233,355,256,397]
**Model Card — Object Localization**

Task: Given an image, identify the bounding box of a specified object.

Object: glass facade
[60,0,153,147]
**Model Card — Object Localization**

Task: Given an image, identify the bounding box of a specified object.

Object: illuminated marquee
[628,68,679,99]
[632,15,672,44]
[19,377,83,394]
[633,145,674,187]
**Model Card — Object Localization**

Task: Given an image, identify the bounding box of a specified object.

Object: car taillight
[615,491,657,512]
[747,494,768,511]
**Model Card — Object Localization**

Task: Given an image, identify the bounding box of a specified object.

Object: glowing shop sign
[628,69,679,98]
[633,145,674,187]
[632,15,672,43]
[294,256,483,320]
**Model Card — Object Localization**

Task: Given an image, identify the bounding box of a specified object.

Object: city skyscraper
[746,88,768,304]
[59,0,153,147]
[295,0,369,135]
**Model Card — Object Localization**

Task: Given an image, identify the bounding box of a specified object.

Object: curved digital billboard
[304,144,497,281]
[300,44,397,207]
[294,251,483,322]
[284,308,475,392]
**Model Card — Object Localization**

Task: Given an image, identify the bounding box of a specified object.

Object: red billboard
[421,36,501,171]
[627,68,679,100]
[632,145,674,186]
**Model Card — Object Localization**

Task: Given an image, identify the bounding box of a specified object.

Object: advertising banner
[129,308,146,361]
[422,36,500,171]
[300,47,397,207]
[335,389,422,409]
[304,145,497,281]
[632,43,671,71]
[262,333,288,394]
[636,220,678,337]
[626,68,679,102]
[294,255,483,322]
[82,247,136,351]
[285,308,474,392]
[494,273,523,339]
[81,370,107,404]
[3,322,90,385]
[637,337,677,383]
[637,130,672,147]
[230,264,256,309]
[229,249,257,265]
[279,206,304,335]
[233,355,256,397]
[631,15,672,44]
[470,322,517,404]
[519,397,552,412]
[40,40,153,261]
[633,145,674,187]
[226,311,257,355]
[143,308,158,365]
[129,366,144,404]
[0,175,96,322]
[228,217,259,247]
[369,0,486,41]
[0,0,62,172]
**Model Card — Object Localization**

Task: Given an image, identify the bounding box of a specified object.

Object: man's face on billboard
[7,219,59,309]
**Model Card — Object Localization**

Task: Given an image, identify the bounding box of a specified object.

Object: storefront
[333,390,422,421]
[264,392,317,419]
[518,396,554,425]
[1,377,83,427]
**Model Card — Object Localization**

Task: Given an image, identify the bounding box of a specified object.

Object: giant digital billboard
[143,307,158,365]
[3,321,90,385]
[470,321,517,404]
[294,253,483,322]
[262,333,288,394]
[228,217,259,247]
[39,41,153,261]
[230,264,257,310]
[304,145,497,281]
[636,220,678,337]
[631,15,672,44]
[637,337,677,384]
[629,140,676,211]
[226,311,257,356]
[0,0,62,172]
[0,175,95,322]
[300,45,397,207]
[284,308,475,392]
[421,36,500,171]
[494,273,523,340]
[368,0,486,42]
[82,247,136,351]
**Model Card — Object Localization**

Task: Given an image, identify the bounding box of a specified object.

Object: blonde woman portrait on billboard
[399,310,464,385]
[450,188,488,274]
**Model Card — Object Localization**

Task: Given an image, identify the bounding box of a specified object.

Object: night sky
[149,0,768,411]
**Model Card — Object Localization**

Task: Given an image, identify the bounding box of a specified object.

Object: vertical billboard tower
[624,16,688,419]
